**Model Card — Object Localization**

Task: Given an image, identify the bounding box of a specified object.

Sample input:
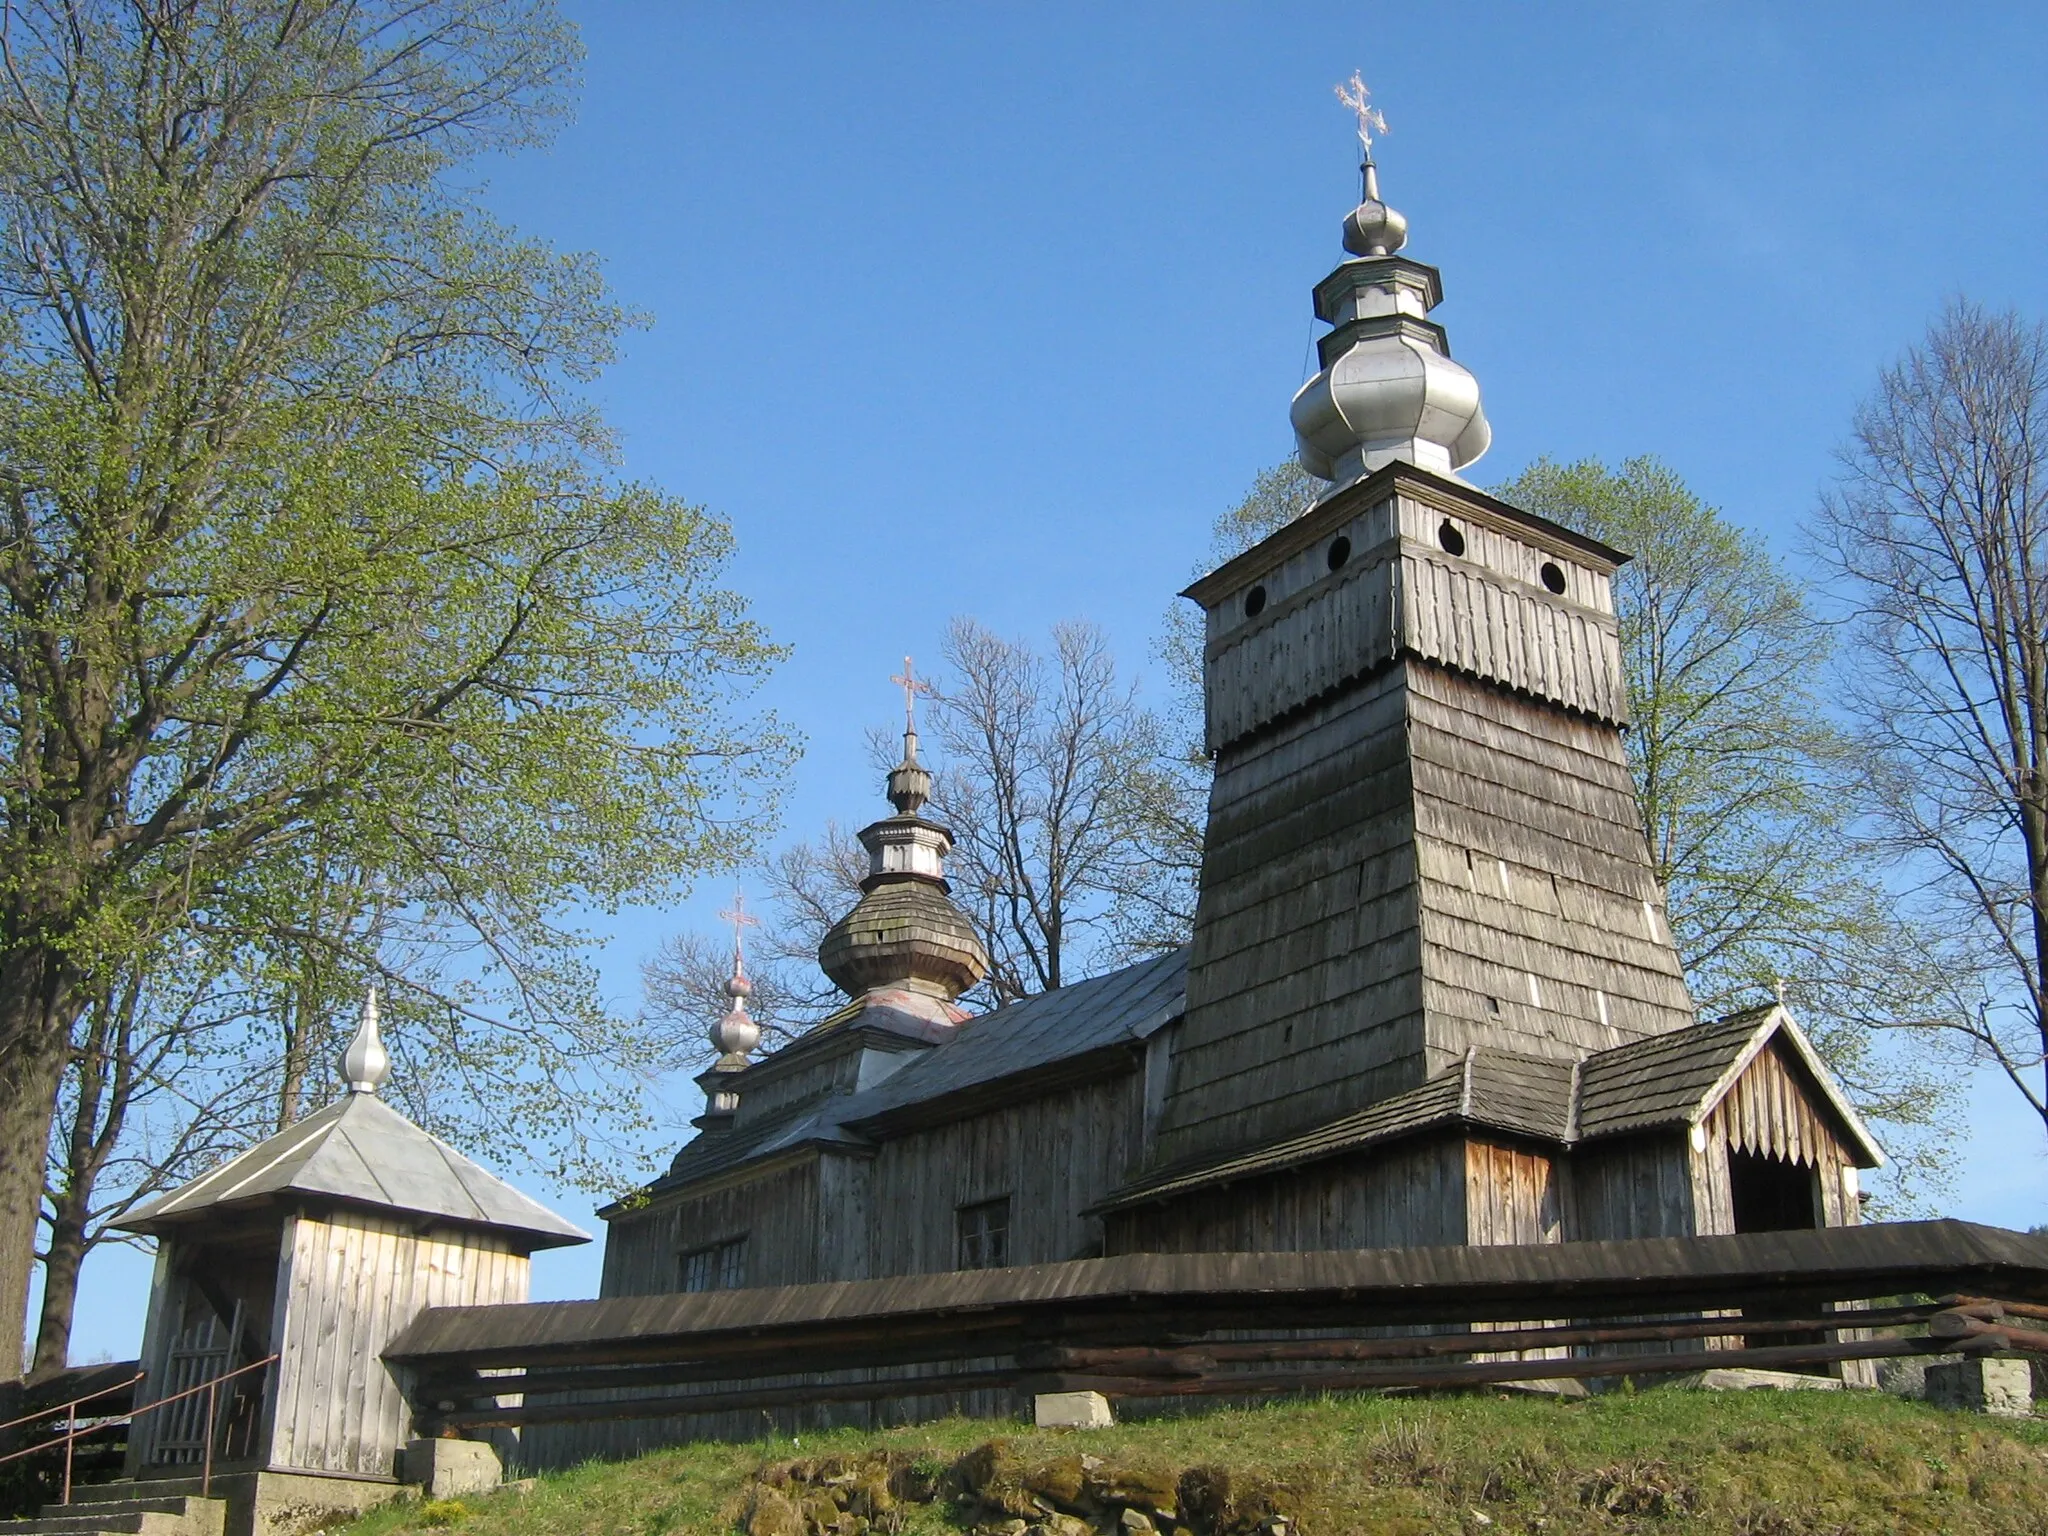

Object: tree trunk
[28,1186,88,1381]
[0,950,80,1383]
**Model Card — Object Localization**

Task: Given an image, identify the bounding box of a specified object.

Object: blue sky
[53,2,2048,1361]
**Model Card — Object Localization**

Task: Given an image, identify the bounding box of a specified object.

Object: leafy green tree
[1501,457,1954,1193]
[0,0,787,1377]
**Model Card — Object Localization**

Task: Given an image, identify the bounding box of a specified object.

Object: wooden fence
[383,1219,2048,1433]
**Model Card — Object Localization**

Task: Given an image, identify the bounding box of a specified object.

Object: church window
[1327,535,1352,571]
[1438,519,1466,556]
[956,1197,1011,1270]
[1243,585,1267,619]
[680,1236,748,1292]
[1540,560,1567,594]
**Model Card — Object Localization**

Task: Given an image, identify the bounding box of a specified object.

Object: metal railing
[0,1353,278,1504]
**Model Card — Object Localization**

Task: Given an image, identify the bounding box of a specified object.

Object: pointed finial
[341,988,391,1095]
[1333,73,1407,257]
[886,658,936,815]
[708,892,763,1066]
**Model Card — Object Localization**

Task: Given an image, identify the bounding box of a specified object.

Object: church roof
[116,1092,590,1249]
[627,948,1189,1209]
[844,948,1187,1134]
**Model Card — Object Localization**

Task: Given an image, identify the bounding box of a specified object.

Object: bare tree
[924,618,1181,1001]
[648,619,1188,1052]
[1813,300,2048,1145]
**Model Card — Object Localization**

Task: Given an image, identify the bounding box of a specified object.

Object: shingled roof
[1090,1047,1572,1215]
[629,948,1190,1206]
[1093,1004,1881,1214]
[116,1092,590,1249]
[1576,1003,1882,1163]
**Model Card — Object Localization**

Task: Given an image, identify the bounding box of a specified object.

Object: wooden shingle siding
[1396,545,1627,729]
[1199,488,1628,757]
[268,1212,525,1477]
[1161,652,1694,1166]
[1105,1137,1468,1255]
[1409,667,1695,1067]
[1157,666,1429,1164]
[603,1161,819,1297]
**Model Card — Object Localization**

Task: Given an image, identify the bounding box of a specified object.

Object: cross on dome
[890,655,933,733]
[717,887,759,976]
[1335,71,1388,158]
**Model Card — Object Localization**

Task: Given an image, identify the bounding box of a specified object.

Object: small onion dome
[887,751,933,816]
[708,999,760,1062]
[1341,162,1408,257]
[819,878,988,1001]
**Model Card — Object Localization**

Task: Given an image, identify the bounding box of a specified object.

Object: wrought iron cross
[718,888,760,967]
[890,655,934,731]
[1335,72,1389,156]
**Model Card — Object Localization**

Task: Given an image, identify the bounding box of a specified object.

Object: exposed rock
[744,1484,806,1536]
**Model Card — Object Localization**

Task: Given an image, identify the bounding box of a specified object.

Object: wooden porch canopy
[388,1219,2048,1379]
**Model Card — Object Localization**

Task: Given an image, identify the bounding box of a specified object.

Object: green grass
[342,1388,2048,1536]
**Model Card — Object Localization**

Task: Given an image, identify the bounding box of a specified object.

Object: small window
[1243,585,1267,619]
[1326,535,1352,571]
[1437,519,1466,556]
[956,1197,1011,1271]
[679,1236,748,1292]
[1540,561,1567,595]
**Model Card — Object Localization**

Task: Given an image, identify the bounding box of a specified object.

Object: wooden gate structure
[386,1219,2048,1441]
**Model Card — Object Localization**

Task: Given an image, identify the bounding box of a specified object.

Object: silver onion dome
[1290,157,1490,486]
[708,952,761,1065]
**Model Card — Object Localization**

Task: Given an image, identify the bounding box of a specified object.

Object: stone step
[0,1494,225,1536]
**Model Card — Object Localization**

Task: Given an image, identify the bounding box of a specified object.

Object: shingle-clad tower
[1149,156,1697,1168]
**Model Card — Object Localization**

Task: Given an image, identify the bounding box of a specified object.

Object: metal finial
[341,988,391,1095]
[708,891,763,1064]
[885,659,936,815]
[1333,73,1408,258]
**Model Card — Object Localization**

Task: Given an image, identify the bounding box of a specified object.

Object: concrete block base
[1686,1368,1844,1392]
[1034,1390,1114,1429]
[1927,1358,2033,1417]
[402,1438,504,1499]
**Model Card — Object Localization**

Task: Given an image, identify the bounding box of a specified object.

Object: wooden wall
[867,1074,1142,1276]
[267,1212,526,1478]
[1106,1137,1467,1254]
[1570,1135,1697,1241]
[1691,1040,1861,1234]
[601,1159,820,1297]
[1465,1140,1562,1246]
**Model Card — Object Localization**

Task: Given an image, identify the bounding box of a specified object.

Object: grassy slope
[344,1390,2048,1536]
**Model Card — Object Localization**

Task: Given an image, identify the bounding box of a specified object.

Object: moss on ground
[342,1388,2048,1536]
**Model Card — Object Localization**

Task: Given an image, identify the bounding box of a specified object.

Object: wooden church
[597,152,1884,1311]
